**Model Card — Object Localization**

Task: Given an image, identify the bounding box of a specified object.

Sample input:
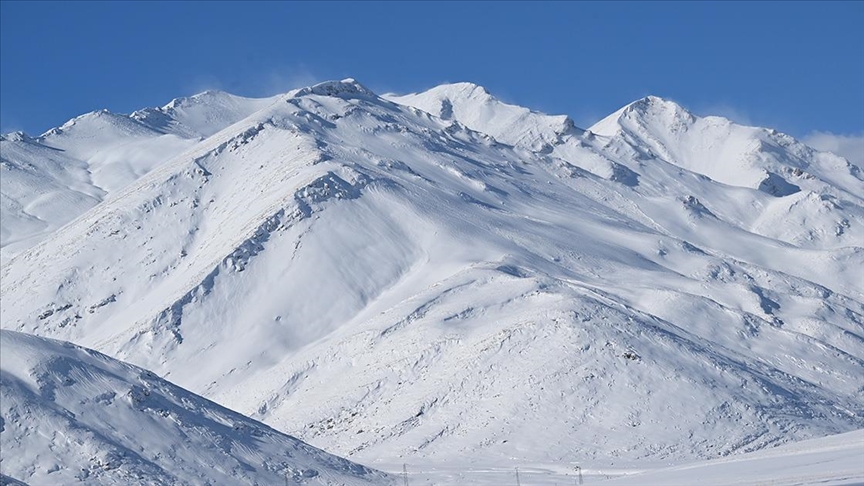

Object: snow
[131,90,281,139]
[0,90,280,264]
[603,428,864,486]
[384,82,578,150]
[0,329,391,485]
[0,132,104,259]
[1,78,863,481]
[374,429,864,485]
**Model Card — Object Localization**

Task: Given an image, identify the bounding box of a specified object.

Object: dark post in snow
[515,467,521,486]
[574,465,583,485]
[402,463,409,486]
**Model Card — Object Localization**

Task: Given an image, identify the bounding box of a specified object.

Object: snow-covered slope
[604,428,864,486]
[0,132,104,259]
[0,91,279,263]
[0,329,390,485]
[2,79,863,469]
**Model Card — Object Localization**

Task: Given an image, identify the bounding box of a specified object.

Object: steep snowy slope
[2,79,863,468]
[0,91,279,263]
[0,330,390,485]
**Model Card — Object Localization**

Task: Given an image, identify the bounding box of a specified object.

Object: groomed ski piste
[1,78,862,484]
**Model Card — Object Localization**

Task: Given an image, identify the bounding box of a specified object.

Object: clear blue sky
[1,1,863,138]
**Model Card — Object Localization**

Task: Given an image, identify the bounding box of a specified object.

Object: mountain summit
[2,79,862,469]
[385,82,578,150]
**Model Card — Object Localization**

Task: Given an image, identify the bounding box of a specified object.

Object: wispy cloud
[802,131,864,166]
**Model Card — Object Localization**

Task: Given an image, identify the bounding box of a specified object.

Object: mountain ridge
[2,78,862,467]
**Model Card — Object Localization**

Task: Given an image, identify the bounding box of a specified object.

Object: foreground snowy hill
[0,330,390,485]
[2,79,862,468]
[0,91,278,263]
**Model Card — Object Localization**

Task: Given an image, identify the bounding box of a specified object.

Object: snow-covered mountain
[0,91,279,263]
[385,82,580,150]
[0,329,390,485]
[1,79,862,471]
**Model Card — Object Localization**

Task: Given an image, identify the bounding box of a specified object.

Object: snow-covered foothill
[0,329,391,485]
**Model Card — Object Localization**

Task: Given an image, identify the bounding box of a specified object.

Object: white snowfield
[0,329,391,485]
[603,428,864,485]
[1,78,863,480]
[376,428,864,485]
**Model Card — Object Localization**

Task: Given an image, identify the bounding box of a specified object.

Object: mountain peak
[160,89,242,112]
[128,90,281,139]
[433,82,492,98]
[394,82,496,108]
[625,95,693,117]
[39,108,145,139]
[385,82,577,148]
[590,95,696,137]
[0,131,35,143]
[194,88,228,97]
[295,78,376,99]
